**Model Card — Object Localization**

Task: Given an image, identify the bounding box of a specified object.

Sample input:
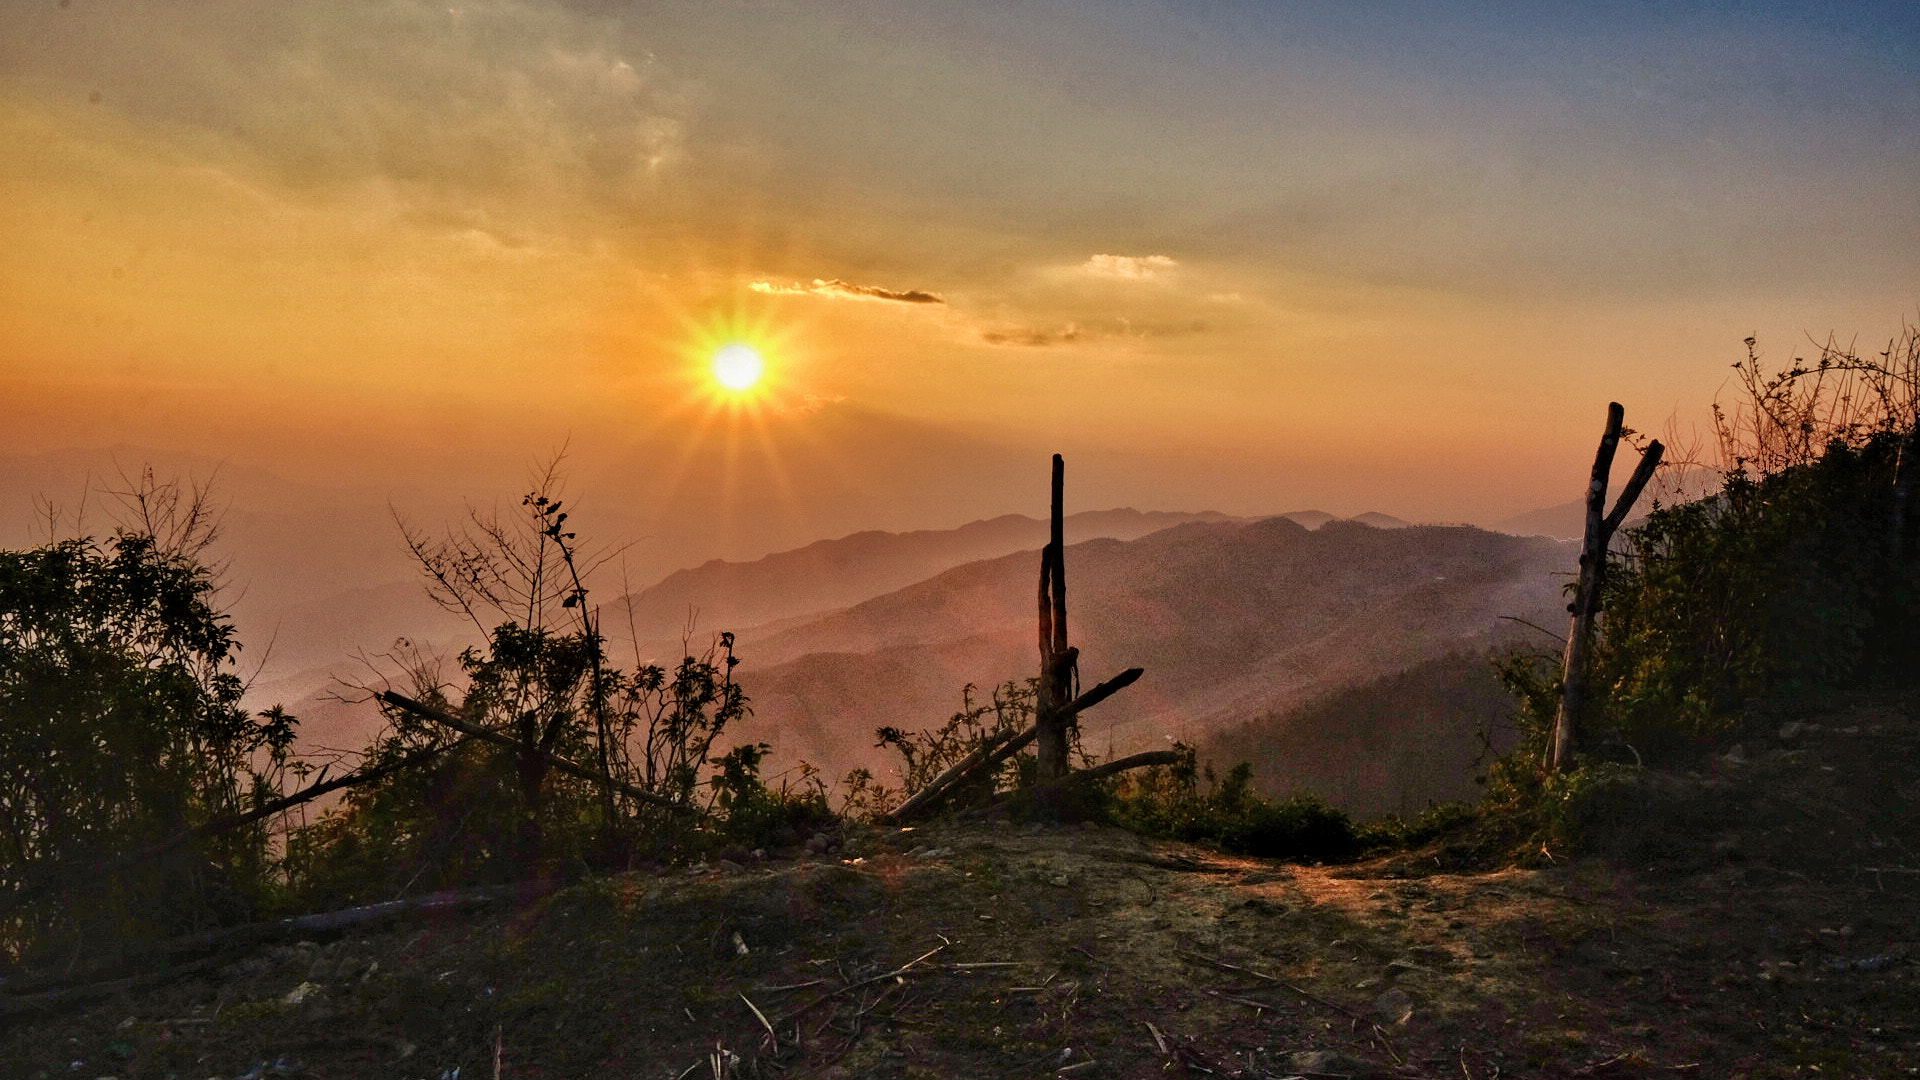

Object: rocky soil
[5,693,1919,1079]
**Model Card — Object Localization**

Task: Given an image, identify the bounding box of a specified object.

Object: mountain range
[1,446,1577,814]
[722,517,1573,801]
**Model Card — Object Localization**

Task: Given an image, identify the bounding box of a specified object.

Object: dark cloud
[978,317,1210,347]
[980,324,1082,347]
[750,279,944,304]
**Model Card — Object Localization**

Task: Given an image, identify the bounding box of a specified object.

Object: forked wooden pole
[1546,404,1663,773]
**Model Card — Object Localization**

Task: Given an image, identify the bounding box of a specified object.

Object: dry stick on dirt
[1175,950,1362,1020]
[770,943,949,1029]
[378,691,697,812]
[1545,402,1664,773]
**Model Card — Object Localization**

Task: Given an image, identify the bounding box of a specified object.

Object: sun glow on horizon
[712,343,764,392]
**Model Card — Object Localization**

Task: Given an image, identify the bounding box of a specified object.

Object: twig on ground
[772,943,948,1028]
[1372,1023,1405,1065]
[1202,988,1269,1012]
[1572,1051,1631,1075]
[1144,1020,1169,1054]
[1175,950,1361,1019]
[741,992,777,1047]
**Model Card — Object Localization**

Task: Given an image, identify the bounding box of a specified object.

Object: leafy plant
[1102,746,1360,862]
[1482,321,1920,845]
[0,522,295,960]
[845,680,1039,820]
[287,467,766,904]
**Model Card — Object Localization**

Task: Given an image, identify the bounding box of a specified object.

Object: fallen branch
[1175,950,1361,1019]
[0,880,552,1016]
[379,691,695,813]
[1,740,464,917]
[1059,667,1144,724]
[881,670,1149,821]
[1051,749,1181,786]
[883,729,1017,822]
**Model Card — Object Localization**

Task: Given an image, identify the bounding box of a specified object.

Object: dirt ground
[5,693,1919,1079]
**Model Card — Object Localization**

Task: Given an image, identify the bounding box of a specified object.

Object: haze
[4,1,1917,574]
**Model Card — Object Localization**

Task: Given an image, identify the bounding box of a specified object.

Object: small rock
[1374,987,1415,1025]
[1719,744,1748,766]
[1048,873,1070,888]
[283,981,324,1006]
[1284,1049,1390,1078]
[1777,721,1806,741]
[805,831,833,854]
[715,859,744,873]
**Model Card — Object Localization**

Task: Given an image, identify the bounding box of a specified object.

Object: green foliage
[704,744,835,852]
[1591,434,1919,753]
[1351,800,1480,852]
[1482,325,1920,783]
[1101,746,1360,862]
[848,680,1037,819]
[0,531,295,960]
[285,474,769,906]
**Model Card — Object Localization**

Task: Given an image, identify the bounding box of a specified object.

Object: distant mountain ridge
[608,508,1242,653]
[726,517,1575,797]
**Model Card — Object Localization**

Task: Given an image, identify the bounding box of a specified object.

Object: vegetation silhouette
[0,472,296,964]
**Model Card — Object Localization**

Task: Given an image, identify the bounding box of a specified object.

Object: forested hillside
[732,518,1571,790]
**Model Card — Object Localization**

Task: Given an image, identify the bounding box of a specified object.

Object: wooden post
[1546,403,1664,773]
[1035,454,1077,780]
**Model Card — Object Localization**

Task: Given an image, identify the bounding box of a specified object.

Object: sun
[712,343,764,392]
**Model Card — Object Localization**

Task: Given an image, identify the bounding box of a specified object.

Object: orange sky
[4,1,1916,568]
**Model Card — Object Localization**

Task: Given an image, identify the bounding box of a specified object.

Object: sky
[3,0,1917,573]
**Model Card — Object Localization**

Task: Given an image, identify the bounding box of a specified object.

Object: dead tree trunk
[1035,454,1078,780]
[1546,402,1664,773]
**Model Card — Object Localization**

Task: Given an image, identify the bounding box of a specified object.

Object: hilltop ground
[6,693,1919,1079]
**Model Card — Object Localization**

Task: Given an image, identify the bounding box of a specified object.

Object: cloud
[749,278,945,304]
[977,316,1212,347]
[1081,254,1178,280]
[980,323,1082,347]
[11,0,689,238]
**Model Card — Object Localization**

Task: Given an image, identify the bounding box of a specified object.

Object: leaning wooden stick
[1546,403,1663,772]
[883,729,1017,822]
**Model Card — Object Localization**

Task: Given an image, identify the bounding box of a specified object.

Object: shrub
[1101,747,1360,863]
[284,472,770,905]
[0,530,296,960]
